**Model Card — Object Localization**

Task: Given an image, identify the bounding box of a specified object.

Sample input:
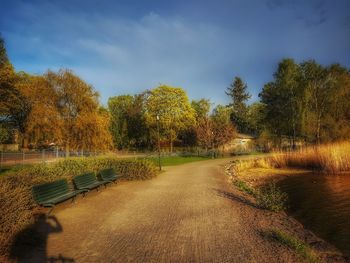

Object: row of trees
[225,59,350,147]
[0,37,112,152]
[108,86,236,152]
[2,33,349,152]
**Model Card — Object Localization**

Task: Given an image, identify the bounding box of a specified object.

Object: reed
[270,142,350,174]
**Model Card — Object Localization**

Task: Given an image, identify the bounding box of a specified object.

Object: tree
[0,37,31,146]
[226,77,251,133]
[301,61,350,143]
[14,73,62,148]
[145,85,195,152]
[191,99,211,119]
[211,105,236,150]
[108,93,150,150]
[246,102,266,136]
[195,117,214,151]
[46,69,112,153]
[108,95,133,149]
[0,124,10,144]
[259,59,304,148]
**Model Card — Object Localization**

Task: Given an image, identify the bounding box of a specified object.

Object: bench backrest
[73,172,98,189]
[32,179,70,204]
[100,168,116,180]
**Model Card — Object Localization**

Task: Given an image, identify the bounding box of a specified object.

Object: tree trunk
[65,144,70,157]
[170,138,173,153]
[316,114,321,145]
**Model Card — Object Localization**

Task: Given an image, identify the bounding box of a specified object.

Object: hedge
[0,157,157,260]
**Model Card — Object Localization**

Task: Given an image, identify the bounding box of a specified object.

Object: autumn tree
[0,37,31,146]
[13,73,62,148]
[46,69,112,153]
[145,85,195,152]
[211,105,236,150]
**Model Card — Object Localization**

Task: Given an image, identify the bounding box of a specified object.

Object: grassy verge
[145,156,212,166]
[262,229,321,263]
[233,177,287,212]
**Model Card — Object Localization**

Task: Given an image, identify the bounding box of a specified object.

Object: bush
[256,182,288,212]
[0,157,157,260]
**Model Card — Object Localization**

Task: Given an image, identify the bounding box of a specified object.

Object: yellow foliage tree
[15,73,62,148]
[46,69,112,153]
[145,85,195,152]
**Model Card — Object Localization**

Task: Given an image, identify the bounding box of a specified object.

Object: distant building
[223,133,256,154]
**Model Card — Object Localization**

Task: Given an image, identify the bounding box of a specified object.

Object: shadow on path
[9,214,74,263]
[212,188,259,209]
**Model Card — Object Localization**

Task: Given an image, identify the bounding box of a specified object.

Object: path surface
[25,158,299,262]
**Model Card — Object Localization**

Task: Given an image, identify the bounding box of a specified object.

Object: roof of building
[236,133,255,139]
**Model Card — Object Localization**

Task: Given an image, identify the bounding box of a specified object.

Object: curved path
[26,158,300,262]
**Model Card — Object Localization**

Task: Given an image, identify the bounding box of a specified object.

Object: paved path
[26,158,298,262]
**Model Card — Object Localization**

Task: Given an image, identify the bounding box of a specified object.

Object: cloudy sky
[1,0,349,105]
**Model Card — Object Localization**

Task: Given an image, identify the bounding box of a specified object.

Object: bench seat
[73,172,107,192]
[32,179,79,213]
[100,168,120,183]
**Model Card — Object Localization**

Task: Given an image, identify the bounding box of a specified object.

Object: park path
[26,158,299,262]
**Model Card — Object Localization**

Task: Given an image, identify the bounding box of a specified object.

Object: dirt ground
[12,158,347,263]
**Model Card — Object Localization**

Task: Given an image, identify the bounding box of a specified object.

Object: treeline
[230,59,350,148]
[261,59,350,145]
[108,86,235,151]
[1,34,349,153]
[0,37,236,152]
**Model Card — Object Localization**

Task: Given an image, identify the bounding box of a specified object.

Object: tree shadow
[212,188,260,209]
[9,213,74,263]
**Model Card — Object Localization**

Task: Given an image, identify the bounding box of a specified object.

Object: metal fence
[0,150,101,168]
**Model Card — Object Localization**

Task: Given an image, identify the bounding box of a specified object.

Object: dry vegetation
[270,142,350,174]
[234,142,350,175]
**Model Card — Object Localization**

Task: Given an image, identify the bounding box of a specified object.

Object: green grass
[145,156,211,166]
[233,179,287,212]
[233,179,256,196]
[262,229,321,263]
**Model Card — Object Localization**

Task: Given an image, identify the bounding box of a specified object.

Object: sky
[0,0,349,106]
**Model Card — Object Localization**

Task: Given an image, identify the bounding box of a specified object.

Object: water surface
[277,173,350,256]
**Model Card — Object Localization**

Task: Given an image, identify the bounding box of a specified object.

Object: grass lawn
[145,156,212,166]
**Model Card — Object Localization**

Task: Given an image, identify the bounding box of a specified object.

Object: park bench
[73,172,107,193]
[32,179,82,214]
[100,168,120,184]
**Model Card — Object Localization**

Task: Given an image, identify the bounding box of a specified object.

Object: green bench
[73,172,107,193]
[100,168,120,184]
[32,179,82,214]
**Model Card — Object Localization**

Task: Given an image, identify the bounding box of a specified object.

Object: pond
[277,173,350,256]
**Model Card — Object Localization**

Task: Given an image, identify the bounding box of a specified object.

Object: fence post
[56,146,59,159]
[42,149,45,163]
[0,151,2,169]
[22,150,25,165]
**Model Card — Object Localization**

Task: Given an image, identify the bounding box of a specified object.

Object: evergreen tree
[226,77,251,133]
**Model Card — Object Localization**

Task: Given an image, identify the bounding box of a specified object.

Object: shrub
[256,182,288,212]
[0,157,157,260]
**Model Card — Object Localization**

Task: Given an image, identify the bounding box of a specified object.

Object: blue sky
[1,0,349,106]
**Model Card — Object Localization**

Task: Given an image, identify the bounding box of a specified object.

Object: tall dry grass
[270,142,350,174]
